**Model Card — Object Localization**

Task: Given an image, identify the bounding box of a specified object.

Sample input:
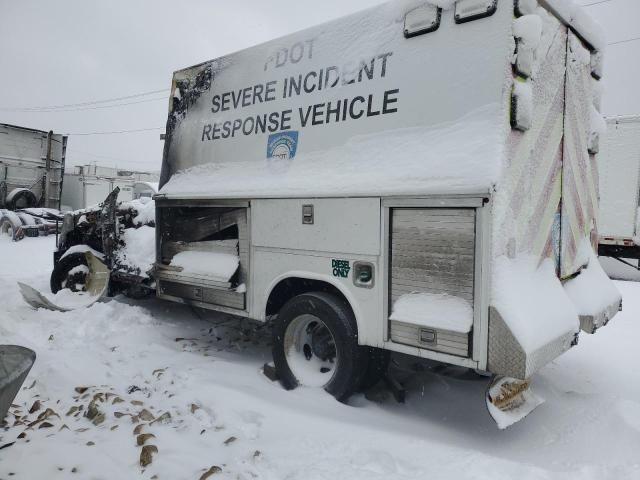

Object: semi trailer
[0,123,67,240]
[22,0,622,428]
[0,123,67,210]
[597,115,640,267]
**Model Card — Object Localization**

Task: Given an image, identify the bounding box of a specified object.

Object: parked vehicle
[597,115,640,268]
[61,164,159,211]
[0,207,63,241]
[22,0,621,428]
[0,123,67,210]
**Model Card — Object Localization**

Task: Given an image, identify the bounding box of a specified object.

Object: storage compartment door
[389,208,475,357]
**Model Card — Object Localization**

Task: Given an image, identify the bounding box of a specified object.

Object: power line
[66,148,127,163]
[609,35,640,46]
[583,0,614,6]
[0,88,169,112]
[63,126,164,136]
[1,95,167,113]
[1,96,167,113]
[66,148,161,168]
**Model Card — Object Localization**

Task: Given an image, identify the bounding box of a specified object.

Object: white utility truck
[597,115,640,267]
[25,0,622,428]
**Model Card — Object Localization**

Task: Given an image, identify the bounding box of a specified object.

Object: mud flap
[486,376,543,429]
[18,252,110,312]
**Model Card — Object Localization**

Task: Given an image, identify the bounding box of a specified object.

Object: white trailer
[28,0,620,428]
[597,116,640,265]
[0,123,67,210]
[61,165,137,211]
[133,181,158,200]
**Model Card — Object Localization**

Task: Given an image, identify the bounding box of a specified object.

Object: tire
[0,215,22,240]
[0,220,15,238]
[123,285,153,300]
[272,292,368,402]
[358,347,391,392]
[50,252,89,294]
[7,189,37,210]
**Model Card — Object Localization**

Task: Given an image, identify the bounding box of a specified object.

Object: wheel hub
[66,272,88,292]
[309,323,335,362]
[284,314,338,388]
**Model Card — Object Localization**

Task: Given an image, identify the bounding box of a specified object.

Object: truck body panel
[252,198,380,255]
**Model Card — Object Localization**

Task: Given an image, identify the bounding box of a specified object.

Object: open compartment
[155,202,249,310]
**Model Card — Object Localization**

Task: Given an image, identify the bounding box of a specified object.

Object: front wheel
[50,252,89,294]
[272,292,368,402]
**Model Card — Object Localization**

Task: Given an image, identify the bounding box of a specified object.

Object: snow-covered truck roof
[159,1,521,198]
[158,0,603,200]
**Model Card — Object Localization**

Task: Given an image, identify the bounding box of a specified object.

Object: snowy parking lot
[1,235,639,479]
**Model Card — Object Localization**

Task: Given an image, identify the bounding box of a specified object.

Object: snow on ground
[1,236,640,479]
[600,256,640,282]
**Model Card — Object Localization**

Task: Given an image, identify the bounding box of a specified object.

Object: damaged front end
[19,251,110,312]
[20,188,156,311]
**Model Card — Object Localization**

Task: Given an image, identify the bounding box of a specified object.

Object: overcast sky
[0,0,638,172]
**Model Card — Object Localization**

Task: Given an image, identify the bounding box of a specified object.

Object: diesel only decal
[332,259,351,278]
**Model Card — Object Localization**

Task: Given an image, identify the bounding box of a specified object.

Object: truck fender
[263,271,366,344]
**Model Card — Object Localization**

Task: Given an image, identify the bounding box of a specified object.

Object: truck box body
[0,124,67,210]
[597,116,640,247]
[155,0,620,379]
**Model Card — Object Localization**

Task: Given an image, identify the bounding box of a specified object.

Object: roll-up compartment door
[389,208,475,357]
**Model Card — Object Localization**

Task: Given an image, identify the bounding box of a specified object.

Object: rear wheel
[0,220,15,239]
[50,253,89,294]
[0,214,22,241]
[272,292,368,401]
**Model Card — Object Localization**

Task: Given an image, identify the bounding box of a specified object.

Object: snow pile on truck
[161,106,504,197]
[169,242,239,281]
[115,225,156,276]
[390,292,473,334]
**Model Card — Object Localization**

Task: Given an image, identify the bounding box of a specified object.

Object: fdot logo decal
[267,131,299,160]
